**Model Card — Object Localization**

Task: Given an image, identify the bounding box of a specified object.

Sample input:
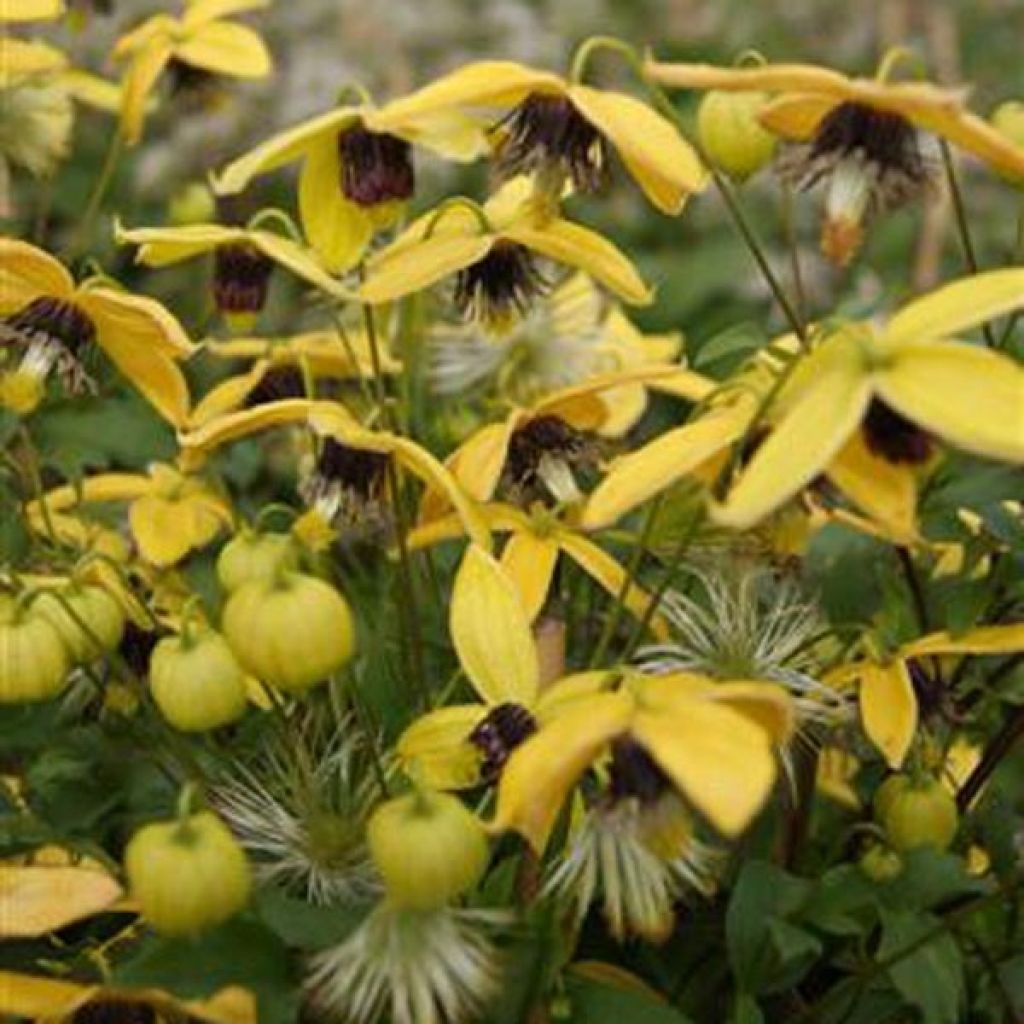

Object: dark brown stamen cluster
[503,414,589,499]
[468,702,538,782]
[453,241,547,327]
[607,737,670,805]
[907,659,948,722]
[244,366,308,408]
[338,127,415,207]
[1,295,97,393]
[494,92,609,193]
[118,622,160,678]
[72,1001,155,1024]
[863,399,932,464]
[299,437,392,532]
[315,438,390,497]
[212,244,274,316]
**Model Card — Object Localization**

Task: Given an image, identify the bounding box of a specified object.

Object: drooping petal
[0,238,74,311]
[643,59,853,95]
[187,363,270,427]
[129,494,204,565]
[0,865,122,938]
[557,530,669,640]
[116,222,242,266]
[759,93,841,141]
[119,36,174,146]
[535,669,617,721]
[491,692,632,851]
[568,85,706,213]
[0,37,66,84]
[29,474,151,518]
[174,19,271,78]
[707,681,797,746]
[297,136,374,274]
[500,530,560,623]
[713,338,873,530]
[583,403,750,530]
[59,70,123,113]
[859,660,917,770]
[371,107,491,162]
[252,230,351,298]
[179,398,337,453]
[633,700,777,837]
[433,418,517,512]
[79,285,195,358]
[213,107,359,193]
[450,544,539,706]
[882,269,1024,347]
[503,217,652,306]
[396,705,488,790]
[901,623,1024,658]
[1,0,64,21]
[181,0,269,30]
[826,432,919,545]
[875,341,1024,464]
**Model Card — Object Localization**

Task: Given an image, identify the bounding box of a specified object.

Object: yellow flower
[0,37,67,87]
[188,327,400,428]
[0,0,63,20]
[378,59,706,213]
[646,55,1024,264]
[712,270,1024,531]
[398,544,615,790]
[834,623,1024,770]
[492,668,793,852]
[359,178,652,330]
[27,462,233,568]
[212,94,487,273]
[0,238,195,425]
[408,501,669,637]
[112,0,272,146]
[116,220,352,332]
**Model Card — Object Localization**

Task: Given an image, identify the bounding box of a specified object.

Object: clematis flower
[212,93,487,274]
[711,269,1024,531]
[837,622,1024,770]
[358,178,653,331]
[187,327,400,428]
[26,462,233,568]
[0,238,195,424]
[116,221,351,332]
[646,55,1024,264]
[1,0,63,20]
[429,270,682,436]
[398,544,616,789]
[407,500,669,636]
[111,0,272,146]
[492,668,794,852]
[377,59,706,213]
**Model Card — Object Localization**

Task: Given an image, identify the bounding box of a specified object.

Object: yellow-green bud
[168,182,217,226]
[697,90,777,182]
[990,101,1024,186]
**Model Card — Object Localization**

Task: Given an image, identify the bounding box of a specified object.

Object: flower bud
[697,90,777,182]
[876,774,958,853]
[168,182,217,226]
[34,584,125,664]
[216,529,299,593]
[0,594,71,703]
[367,789,489,910]
[990,101,1024,185]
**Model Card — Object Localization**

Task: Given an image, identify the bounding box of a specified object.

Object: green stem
[67,129,124,261]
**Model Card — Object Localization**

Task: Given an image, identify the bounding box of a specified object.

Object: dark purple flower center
[469,701,538,782]
[337,127,415,207]
[212,243,274,315]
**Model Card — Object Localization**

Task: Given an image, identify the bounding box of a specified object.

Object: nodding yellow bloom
[407,501,668,637]
[116,220,351,332]
[492,669,793,852]
[188,328,401,428]
[377,59,706,213]
[177,400,491,551]
[0,0,63,20]
[112,0,272,146]
[833,623,1024,771]
[712,270,1024,531]
[419,364,709,522]
[646,55,1024,264]
[212,95,487,274]
[27,463,232,568]
[359,178,653,330]
[0,238,195,425]
[398,544,614,789]
[429,270,682,436]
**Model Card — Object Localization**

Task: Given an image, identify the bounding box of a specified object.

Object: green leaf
[877,910,964,1024]
[692,322,765,372]
[801,865,878,936]
[563,970,694,1023]
[255,886,369,950]
[729,994,764,1024]
[887,848,989,912]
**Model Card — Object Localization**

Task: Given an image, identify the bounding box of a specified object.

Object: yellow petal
[901,623,1024,658]
[120,37,173,146]
[29,474,151,524]
[252,230,351,298]
[297,136,374,274]
[0,971,93,1018]
[644,59,853,96]
[0,865,122,938]
[0,237,74,312]
[396,705,488,789]
[535,669,617,721]
[117,221,242,265]
[709,681,796,745]
[557,530,669,640]
[179,398,335,452]
[174,20,271,78]
[369,106,490,161]
[213,107,359,193]
[645,367,716,402]
[713,338,873,530]
[633,700,777,837]
[59,69,123,113]
[80,285,194,358]
[129,494,203,565]
[568,85,706,213]
[503,217,652,306]
[859,661,917,770]
[492,692,632,851]
[1,0,63,21]
[500,530,559,622]
[759,93,841,141]
[816,746,862,809]
[181,0,269,29]
[583,403,749,530]
[360,232,493,305]
[875,341,1024,464]
[826,432,919,545]
[883,269,1024,347]
[374,60,563,124]
[0,37,67,84]
[450,544,539,706]
[188,363,270,427]
[438,417,517,507]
